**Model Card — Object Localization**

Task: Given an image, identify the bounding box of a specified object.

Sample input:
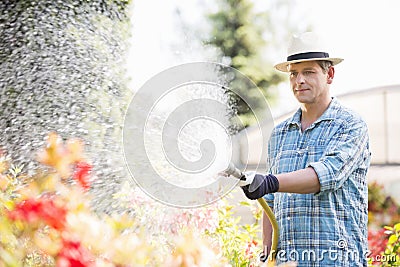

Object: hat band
[287,52,329,61]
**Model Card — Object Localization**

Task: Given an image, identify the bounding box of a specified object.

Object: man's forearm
[276,167,320,194]
[240,167,321,200]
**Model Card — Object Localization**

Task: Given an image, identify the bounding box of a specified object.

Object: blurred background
[128,0,400,214]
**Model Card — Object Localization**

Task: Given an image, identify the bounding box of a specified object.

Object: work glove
[240,172,279,200]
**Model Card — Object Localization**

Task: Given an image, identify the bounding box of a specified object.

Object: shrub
[368,181,400,228]
[205,198,262,267]
[0,133,230,266]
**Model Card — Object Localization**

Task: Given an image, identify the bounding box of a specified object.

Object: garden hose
[224,163,279,263]
[256,197,279,263]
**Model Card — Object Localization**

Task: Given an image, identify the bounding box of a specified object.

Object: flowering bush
[368,228,389,263]
[0,133,232,267]
[368,181,400,228]
[381,223,400,266]
[0,133,156,266]
[368,181,400,266]
[205,199,262,267]
[368,223,400,266]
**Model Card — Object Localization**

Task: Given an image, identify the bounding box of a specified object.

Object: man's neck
[300,98,332,131]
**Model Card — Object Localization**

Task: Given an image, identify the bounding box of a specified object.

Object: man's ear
[327,66,335,84]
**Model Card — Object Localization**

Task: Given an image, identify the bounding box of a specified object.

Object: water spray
[224,162,279,263]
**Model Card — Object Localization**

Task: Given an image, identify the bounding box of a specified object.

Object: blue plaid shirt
[265,98,371,266]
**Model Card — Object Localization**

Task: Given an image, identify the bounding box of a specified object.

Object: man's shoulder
[272,116,294,133]
[272,108,301,131]
[331,99,367,125]
[271,99,368,133]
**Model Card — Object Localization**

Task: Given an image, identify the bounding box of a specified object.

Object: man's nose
[296,73,305,84]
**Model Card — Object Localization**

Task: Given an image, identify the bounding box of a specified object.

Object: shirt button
[287,193,292,197]
[287,241,291,245]
[287,217,291,221]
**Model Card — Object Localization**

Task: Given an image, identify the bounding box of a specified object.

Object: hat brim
[274,57,343,72]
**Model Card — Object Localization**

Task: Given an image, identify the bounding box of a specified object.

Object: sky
[128,0,400,114]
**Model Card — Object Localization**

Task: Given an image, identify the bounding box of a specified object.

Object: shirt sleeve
[308,118,369,195]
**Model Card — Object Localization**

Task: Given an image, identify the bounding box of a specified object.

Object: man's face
[288,61,333,105]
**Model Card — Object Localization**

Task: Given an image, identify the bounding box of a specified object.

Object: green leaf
[388,234,398,245]
[239,201,250,206]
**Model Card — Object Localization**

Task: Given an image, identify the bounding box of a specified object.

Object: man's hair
[317,60,333,73]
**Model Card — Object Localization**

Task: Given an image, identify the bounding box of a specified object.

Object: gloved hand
[240,172,279,200]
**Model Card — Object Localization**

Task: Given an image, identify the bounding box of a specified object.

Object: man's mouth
[295,88,309,92]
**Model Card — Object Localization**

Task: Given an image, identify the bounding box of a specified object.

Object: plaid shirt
[265,98,371,266]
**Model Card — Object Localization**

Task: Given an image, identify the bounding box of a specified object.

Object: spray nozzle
[224,162,245,180]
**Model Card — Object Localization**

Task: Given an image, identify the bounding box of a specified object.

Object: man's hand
[240,173,279,200]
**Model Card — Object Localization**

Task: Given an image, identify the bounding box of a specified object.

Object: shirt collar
[287,97,339,129]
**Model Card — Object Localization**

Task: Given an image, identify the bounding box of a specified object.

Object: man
[239,32,371,266]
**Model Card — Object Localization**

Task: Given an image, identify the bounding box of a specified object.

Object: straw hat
[274,32,343,72]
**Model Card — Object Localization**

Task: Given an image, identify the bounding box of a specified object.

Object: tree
[205,0,306,126]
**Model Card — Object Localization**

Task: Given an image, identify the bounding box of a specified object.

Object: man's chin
[294,96,311,104]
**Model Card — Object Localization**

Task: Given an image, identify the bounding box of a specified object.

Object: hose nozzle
[224,162,243,179]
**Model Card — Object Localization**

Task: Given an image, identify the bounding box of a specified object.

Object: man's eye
[290,72,297,77]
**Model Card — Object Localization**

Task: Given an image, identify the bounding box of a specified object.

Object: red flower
[7,197,67,230]
[56,238,94,267]
[245,239,258,259]
[368,228,388,260]
[73,161,92,191]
